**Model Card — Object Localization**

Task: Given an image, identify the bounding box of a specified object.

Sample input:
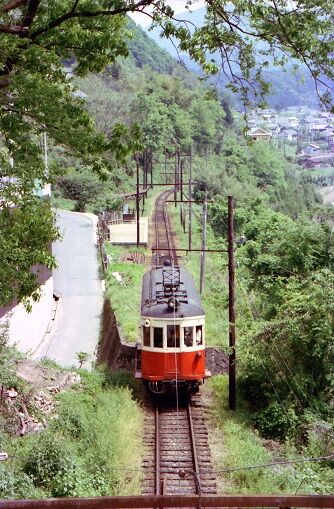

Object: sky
[129,0,205,27]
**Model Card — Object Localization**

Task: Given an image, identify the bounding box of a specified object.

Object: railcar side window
[167,325,180,348]
[196,325,203,346]
[153,327,163,348]
[183,326,194,347]
[143,326,150,347]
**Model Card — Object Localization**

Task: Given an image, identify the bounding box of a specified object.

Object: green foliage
[126,19,174,73]
[105,246,146,342]
[208,376,333,494]
[2,368,142,499]
[0,198,59,307]
[57,168,123,213]
[0,3,141,307]
[0,322,25,390]
[239,270,334,438]
[0,464,43,500]
[76,351,90,368]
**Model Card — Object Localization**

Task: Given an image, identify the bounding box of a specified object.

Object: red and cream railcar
[136,262,211,394]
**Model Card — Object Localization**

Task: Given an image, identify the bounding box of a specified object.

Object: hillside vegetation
[1,5,333,498]
[64,17,334,455]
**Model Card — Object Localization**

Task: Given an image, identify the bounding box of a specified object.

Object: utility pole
[174,149,177,206]
[150,149,153,191]
[228,196,236,410]
[180,160,186,232]
[188,147,193,251]
[199,190,208,294]
[164,150,168,184]
[136,156,140,248]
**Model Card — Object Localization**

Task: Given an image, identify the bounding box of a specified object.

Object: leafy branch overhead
[0,0,333,307]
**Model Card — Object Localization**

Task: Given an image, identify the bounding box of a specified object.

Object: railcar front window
[143,326,150,347]
[183,326,194,347]
[167,325,180,348]
[196,325,203,346]
[153,327,163,348]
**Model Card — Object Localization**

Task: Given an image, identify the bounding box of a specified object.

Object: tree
[0,0,141,307]
[0,0,333,307]
[239,269,334,439]
[167,0,334,108]
[76,351,90,368]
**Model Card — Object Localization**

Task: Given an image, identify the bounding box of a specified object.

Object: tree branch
[2,0,28,12]
[0,24,29,35]
[31,0,152,39]
[22,0,40,28]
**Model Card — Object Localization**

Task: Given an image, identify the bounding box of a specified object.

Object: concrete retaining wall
[98,298,228,376]
[0,277,54,353]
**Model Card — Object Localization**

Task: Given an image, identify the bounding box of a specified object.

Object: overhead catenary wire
[4,452,334,473]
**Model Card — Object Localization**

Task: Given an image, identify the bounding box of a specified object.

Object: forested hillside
[143,7,323,109]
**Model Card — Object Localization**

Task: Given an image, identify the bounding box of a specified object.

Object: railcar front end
[136,263,211,394]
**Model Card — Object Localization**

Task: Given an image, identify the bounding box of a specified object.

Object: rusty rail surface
[2,494,334,508]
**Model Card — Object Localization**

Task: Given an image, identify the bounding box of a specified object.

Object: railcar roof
[141,265,204,318]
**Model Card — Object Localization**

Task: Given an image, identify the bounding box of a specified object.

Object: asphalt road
[34,210,103,368]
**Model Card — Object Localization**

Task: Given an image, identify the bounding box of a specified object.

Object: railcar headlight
[167,297,179,310]
[144,319,151,327]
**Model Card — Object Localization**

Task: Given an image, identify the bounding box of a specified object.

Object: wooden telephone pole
[199,190,208,295]
[228,196,236,410]
[136,156,140,247]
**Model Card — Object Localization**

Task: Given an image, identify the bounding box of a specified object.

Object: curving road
[34,210,103,368]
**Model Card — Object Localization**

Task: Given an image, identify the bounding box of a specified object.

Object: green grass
[0,369,143,499]
[105,245,146,343]
[206,376,334,494]
[104,186,168,343]
[51,195,76,211]
[312,166,334,178]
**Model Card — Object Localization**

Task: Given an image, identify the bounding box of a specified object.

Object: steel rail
[155,403,161,496]
[186,402,201,500]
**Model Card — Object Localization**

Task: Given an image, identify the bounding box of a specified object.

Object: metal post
[228,196,236,410]
[188,148,192,251]
[164,150,168,184]
[199,190,208,295]
[174,150,178,207]
[150,149,153,190]
[180,159,183,202]
[136,156,140,248]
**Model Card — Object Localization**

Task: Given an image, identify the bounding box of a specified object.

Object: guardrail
[1,494,334,509]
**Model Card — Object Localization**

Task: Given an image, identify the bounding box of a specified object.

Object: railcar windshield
[167,325,180,348]
[196,325,203,345]
[143,326,150,347]
[183,326,194,347]
[153,327,163,348]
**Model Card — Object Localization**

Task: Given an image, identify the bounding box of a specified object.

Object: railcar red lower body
[141,350,208,380]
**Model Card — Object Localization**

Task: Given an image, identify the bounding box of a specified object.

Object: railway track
[142,190,217,498]
[153,190,178,266]
[142,394,217,496]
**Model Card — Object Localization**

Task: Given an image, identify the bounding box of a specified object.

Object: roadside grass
[206,376,334,494]
[1,369,143,499]
[104,186,166,343]
[51,194,76,211]
[105,245,146,343]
